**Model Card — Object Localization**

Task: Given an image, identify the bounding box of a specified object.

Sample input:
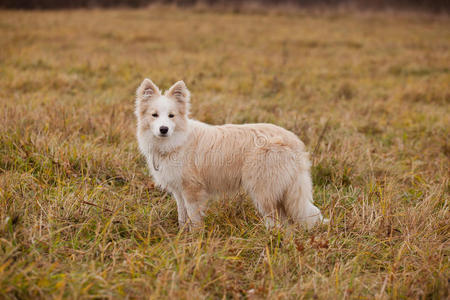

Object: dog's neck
[149,132,187,171]
[153,130,188,153]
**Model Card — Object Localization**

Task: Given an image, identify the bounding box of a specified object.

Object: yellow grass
[0,7,449,299]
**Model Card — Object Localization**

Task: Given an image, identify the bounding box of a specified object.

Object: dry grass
[0,7,449,299]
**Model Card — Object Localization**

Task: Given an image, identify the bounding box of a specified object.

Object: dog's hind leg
[245,188,287,229]
[252,196,287,229]
[242,150,291,229]
[283,171,324,229]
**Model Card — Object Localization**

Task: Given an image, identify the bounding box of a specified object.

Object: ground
[0,6,449,299]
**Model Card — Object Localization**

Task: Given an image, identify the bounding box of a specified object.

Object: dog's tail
[283,170,326,229]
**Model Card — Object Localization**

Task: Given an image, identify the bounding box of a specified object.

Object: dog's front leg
[173,191,187,229]
[182,188,207,229]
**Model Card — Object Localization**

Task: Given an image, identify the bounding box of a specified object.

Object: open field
[0,7,449,299]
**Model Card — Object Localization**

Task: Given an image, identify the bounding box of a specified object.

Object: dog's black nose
[159,126,169,134]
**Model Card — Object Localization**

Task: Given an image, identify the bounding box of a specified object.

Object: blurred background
[1,0,449,12]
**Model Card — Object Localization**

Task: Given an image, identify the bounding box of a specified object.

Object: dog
[135,79,325,230]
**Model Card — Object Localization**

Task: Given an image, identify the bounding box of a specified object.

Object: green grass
[0,7,449,299]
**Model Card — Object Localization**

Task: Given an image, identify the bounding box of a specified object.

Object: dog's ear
[136,79,160,117]
[166,81,190,104]
[136,78,160,101]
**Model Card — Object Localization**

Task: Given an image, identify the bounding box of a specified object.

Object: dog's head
[135,79,190,139]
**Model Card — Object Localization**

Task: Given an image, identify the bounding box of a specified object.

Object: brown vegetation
[0,7,449,299]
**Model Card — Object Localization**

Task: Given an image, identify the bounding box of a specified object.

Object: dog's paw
[179,221,203,233]
[178,223,189,233]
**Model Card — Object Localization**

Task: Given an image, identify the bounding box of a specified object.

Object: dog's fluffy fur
[135,79,324,229]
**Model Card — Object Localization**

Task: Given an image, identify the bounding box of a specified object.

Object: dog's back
[179,120,323,228]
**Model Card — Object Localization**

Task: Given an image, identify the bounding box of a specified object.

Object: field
[0,6,449,299]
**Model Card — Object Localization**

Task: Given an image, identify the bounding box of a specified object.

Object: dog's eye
[152,113,158,118]
[168,114,175,118]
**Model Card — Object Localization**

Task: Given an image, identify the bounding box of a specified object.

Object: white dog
[135,79,325,229]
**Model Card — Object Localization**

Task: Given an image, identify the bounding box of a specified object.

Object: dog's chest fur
[148,151,184,192]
